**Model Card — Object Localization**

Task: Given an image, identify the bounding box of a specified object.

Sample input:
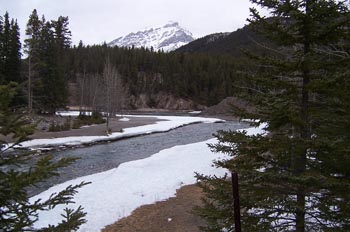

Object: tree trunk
[106,112,110,134]
[295,2,312,231]
[296,193,306,232]
[79,70,85,114]
[28,55,33,115]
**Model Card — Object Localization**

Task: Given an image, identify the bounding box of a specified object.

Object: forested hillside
[65,23,276,111]
[66,44,252,110]
[175,24,269,57]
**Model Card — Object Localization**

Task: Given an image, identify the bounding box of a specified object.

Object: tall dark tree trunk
[295,2,312,231]
[28,55,33,114]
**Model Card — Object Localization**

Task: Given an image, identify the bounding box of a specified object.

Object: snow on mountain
[108,22,195,52]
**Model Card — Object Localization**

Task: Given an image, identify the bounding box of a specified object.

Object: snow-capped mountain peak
[108,22,195,52]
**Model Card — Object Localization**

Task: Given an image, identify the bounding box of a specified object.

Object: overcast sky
[1,0,255,46]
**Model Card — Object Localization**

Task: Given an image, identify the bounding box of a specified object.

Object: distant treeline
[67,43,252,107]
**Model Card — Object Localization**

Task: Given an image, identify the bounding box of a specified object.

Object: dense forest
[1,10,72,113]
[67,44,252,110]
[0,12,22,93]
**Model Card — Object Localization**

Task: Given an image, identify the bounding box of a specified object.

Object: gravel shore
[29,116,162,140]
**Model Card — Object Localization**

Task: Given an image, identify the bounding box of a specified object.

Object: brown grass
[102,184,205,232]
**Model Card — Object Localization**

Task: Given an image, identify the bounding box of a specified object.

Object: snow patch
[119,117,130,122]
[237,122,268,136]
[189,111,202,114]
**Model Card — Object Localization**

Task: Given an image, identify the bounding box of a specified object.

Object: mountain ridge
[175,22,275,57]
[108,22,195,52]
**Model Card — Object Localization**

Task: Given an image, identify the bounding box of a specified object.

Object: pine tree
[0,15,3,84]
[53,16,71,51]
[35,16,72,113]
[1,12,11,84]
[0,83,89,231]
[24,9,42,113]
[0,12,21,84]
[51,16,71,109]
[196,1,350,231]
[25,11,72,114]
[8,19,21,84]
[0,12,23,107]
[37,19,60,113]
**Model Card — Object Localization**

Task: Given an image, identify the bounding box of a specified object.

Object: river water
[28,119,248,196]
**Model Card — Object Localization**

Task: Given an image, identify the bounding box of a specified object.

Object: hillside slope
[176,24,268,57]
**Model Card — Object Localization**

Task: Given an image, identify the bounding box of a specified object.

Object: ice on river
[30,116,266,231]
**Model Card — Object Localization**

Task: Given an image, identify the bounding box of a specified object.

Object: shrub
[72,112,106,129]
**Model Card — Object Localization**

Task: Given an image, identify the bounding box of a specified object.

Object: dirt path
[102,184,205,232]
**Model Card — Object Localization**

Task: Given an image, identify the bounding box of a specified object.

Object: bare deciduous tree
[103,57,124,134]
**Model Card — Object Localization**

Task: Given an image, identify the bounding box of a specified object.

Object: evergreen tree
[1,12,10,83]
[7,19,21,83]
[0,12,22,107]
[24,9,42,113]
[25,11,72,113]
[52,16,71,51]
[0,83,89,231]
[0,15,3,84]
[37,19,61,113]
[51,16,71,109]
[0,12,21,84]
[196,1,350,231]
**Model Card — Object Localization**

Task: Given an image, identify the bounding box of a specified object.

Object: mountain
[108,22,195,52]
[176,25,265,57]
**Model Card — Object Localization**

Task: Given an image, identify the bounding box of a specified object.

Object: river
[28,119,248,196]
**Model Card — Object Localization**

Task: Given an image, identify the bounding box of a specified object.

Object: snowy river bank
[26,113,265,231]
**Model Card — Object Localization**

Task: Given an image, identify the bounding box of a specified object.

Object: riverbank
[29,116,161,140]
[103,184,205,232]
[5,112,224,151]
